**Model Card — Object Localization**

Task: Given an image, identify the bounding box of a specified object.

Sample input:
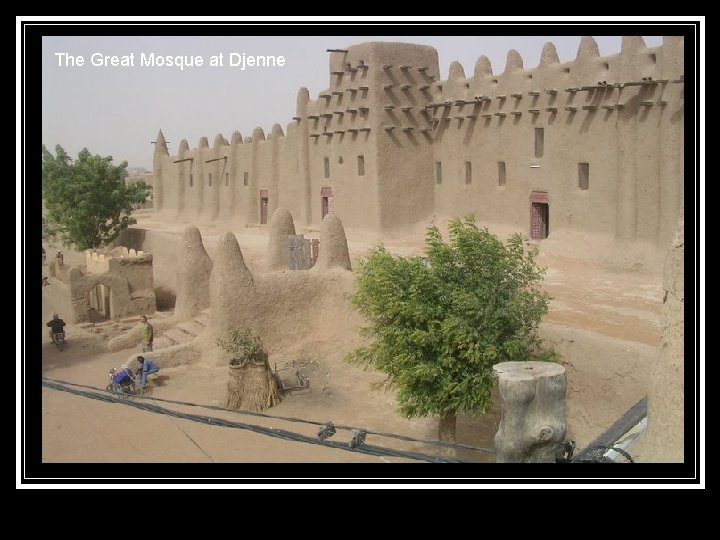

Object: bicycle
[106,367,141,396]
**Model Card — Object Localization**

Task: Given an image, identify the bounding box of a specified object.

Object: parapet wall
[85,247,145,274]
[151,37,684,254]
[429,36,684,250]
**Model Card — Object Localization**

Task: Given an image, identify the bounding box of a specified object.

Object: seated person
[136,356,160,388]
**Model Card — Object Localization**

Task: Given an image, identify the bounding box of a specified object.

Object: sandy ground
[38,213,662,467]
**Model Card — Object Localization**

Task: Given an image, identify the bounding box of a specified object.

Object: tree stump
[493,361,566,463]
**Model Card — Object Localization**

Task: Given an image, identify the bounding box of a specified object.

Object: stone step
[177,320,206,337]
[163,328,196,345]
[153,335,174,350]
[193,313,211,328]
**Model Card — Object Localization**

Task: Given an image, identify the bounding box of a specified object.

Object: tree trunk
[226,358,282,412]
[438,411,457,455]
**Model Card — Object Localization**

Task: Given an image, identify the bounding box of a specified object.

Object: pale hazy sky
[42,34,664,170]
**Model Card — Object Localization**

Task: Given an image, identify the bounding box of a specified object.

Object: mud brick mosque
[150,36,684,252]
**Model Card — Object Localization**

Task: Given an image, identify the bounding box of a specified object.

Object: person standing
[140,315,154,352]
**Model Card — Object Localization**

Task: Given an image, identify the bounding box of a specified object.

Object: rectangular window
[208,173,212,187]
[189,173,193,187]
[357,155,365,176]
[498,162,506,186]
[578,162,589,190]
[534,128,544,158]
[465,161,472,185]
[435,161,442,184]
[225,172,229,186]
[324,157,330,178]
[243,172,249,186]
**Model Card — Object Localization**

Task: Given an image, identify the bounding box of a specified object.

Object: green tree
[347,216,555,443]
[41,144,152,250]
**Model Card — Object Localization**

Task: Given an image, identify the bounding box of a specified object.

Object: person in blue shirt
[136,355,160,388]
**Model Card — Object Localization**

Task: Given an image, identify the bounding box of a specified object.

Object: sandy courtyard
[39,214,662,467]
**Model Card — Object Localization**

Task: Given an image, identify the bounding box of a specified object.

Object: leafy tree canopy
[42,144,152,250]
[347,216,556,431]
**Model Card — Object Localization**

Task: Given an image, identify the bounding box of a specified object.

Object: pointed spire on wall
[297,86,310,117]
[448,60,466,80]
[251,127,266,142]
[155,130,169,155]
[621,36,647,52]
[215,232,253,287]
[474,55,493,78]
[209,232,254,331]
[198,136,209,149]
[270,124,285,139]
[213,133,227,148]
[266,208,296,270]
[175,225,213,320]
[503,49,524,74]
[314,214,351,271]
[230,131,243,145]
[540,42,560,67]
[576,36,600,60]
[178,139,190,154]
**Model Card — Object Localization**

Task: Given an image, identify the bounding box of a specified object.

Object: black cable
[42,376,495,455]
[572,444,635,463]
[42,379,476,463]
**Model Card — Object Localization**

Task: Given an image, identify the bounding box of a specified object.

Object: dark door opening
[259,190,269,225]
[321,186,334,219]
[88,283,111,322]
[530,191,549,240]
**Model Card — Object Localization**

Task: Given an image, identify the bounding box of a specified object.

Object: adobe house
[51,247,156,323]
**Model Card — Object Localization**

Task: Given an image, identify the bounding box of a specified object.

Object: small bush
[216,327,266,366]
